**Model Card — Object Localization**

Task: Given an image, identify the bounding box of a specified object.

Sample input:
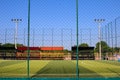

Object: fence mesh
[0,0,120,79]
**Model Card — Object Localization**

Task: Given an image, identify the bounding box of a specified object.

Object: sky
[0,0,120,49]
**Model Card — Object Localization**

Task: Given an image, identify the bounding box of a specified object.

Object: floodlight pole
[94,19,105,60]
[11,19,22,49]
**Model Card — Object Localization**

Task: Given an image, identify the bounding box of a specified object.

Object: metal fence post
[76,0,79,79]
[27,0,30,78]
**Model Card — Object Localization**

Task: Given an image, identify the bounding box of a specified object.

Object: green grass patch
[0,60,120,78]
[77,60,120,77]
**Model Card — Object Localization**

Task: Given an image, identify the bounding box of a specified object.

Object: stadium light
[11,19,22,49]
[94,19,105,60]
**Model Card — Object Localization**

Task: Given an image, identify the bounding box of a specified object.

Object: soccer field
[0,60,120,78]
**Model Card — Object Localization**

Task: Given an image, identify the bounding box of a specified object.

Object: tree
[1,43,24,47]
[79,43,89,47]
[95,41,110,53]
[114,47,120,53]
[0,43,2,47]
[2,43,15,47]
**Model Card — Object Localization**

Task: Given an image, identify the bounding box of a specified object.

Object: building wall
[40,47,63,51]
[16,46,64,60]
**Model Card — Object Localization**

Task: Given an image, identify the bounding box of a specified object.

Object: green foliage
[0,43,25,53]
[1,43,24,47]
[0,43,2,46]
[114,47,120,53]
[95,41,110,53]
[79,43,89,47]
[2,43,15,47]
[95,41,120,54]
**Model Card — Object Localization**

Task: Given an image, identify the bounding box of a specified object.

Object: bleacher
[71,46,95,60]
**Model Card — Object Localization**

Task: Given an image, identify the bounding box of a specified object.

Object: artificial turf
[0,60,120,78]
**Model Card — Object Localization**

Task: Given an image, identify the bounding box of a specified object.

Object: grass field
[0,60,120,78]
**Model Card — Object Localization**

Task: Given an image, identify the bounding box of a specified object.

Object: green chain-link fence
[0,0,120,80]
